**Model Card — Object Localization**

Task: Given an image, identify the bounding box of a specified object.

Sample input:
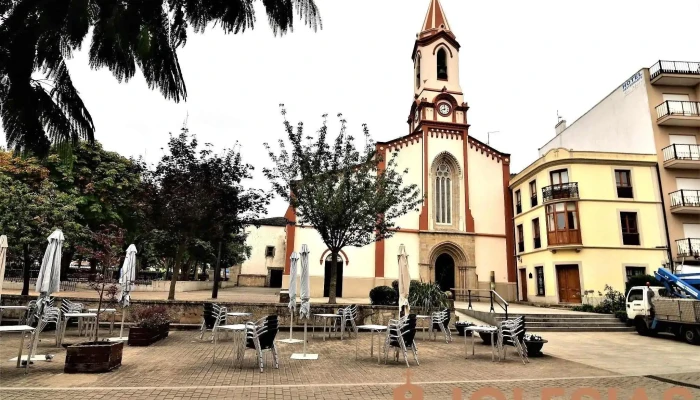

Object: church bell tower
[409,0,468,132]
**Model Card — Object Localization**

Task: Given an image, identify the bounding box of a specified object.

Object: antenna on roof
[557,110,563,124]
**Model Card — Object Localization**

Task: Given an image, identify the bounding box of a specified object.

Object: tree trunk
[212,241,222,299]
[21,243,31,296]
[328,249,339,304]
[168,243,186,300]
[60,247,75,281]
[89,258,97,274]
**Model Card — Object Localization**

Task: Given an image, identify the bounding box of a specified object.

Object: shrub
[132,305,171,330]
[408,282,448,313]
[595,285,625,314]
[369,286,398,306]
[615,310,628,323]
[571,304,594,312]
[392,279,421,294]
[625,275,661,295]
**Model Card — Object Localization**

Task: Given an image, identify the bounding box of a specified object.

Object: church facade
[240,0,516,300]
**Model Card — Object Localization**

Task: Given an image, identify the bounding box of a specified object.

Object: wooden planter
[128,323,170,346]
[64,341,123,373]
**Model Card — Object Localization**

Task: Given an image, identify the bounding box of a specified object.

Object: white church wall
[467,147,506,236]
[240,225,286,276]
[387,142,423,231]
[383,233,421,281]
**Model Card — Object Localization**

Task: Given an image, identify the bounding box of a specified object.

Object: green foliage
[264,108,424,303]
[571,304,595,312]
[594,285,626,314]
[1,1,321,156]
[132,305,171,330]
[615,310,628,323]
[408,282,448,313]
[625,275,661,295]
[369,286,398,306]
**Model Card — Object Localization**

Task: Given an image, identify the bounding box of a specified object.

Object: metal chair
[383,315,419,367]
[498,317,529,364]
[200,303,227,341]
[335,304,359,339]
[242,315,280,373]
[430,308,452,343]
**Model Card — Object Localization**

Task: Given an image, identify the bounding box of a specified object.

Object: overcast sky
[3,0,699,217]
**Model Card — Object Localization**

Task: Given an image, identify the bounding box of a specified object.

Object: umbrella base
[107,337,129,342]
[10,355,51,362]
[291,353,318,360]
[278,338,304,344]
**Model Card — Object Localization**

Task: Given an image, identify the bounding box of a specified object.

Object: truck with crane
[626,266,700,345]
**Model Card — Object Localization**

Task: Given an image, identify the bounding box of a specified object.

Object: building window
[625,266,646,281]
[546,202,581,245]
[265,246,275,258]
[437,48,448,80]
[535,266,545,296]
[615,170,633,198]
[550,169,569,185]
[415,57,421,89]
[515,190,522,214]
[529,180,538,207]
[620,212,640,245]
[517,224,524,253]
[532,218,541,249]
[435,163,452,224]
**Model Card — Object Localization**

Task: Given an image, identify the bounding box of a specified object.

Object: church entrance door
[435,253,455,292]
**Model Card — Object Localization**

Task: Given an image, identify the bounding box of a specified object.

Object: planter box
[128,323,170,346]
[525,340,548,357]
[64,341,123,373]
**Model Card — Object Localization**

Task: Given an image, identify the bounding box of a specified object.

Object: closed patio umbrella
[279,252,302,344]
[114,244,137,340]
[398,244,411,317]
[291,244,317,359]
[30,229,64,360]
[0,235,7,301]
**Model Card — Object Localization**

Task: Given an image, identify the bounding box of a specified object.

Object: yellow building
[509,148,668,305]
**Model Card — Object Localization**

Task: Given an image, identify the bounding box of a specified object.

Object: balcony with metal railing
[663,144,700,169]
[655,101,700,127]
[676,238,700,258]
[650,60,700,86]
[669,189,700,214]
[542,182,579,203]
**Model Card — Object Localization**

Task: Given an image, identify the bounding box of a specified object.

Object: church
[236,0,516,301]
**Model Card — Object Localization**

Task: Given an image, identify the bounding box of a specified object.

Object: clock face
[438,102,451,116]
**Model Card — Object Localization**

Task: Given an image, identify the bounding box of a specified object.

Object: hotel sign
[622,70,643,95]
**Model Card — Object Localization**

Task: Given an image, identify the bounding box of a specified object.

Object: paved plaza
[1,328,699,399]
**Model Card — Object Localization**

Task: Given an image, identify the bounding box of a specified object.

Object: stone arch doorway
[435,253,455,291]
[323,253,343,298]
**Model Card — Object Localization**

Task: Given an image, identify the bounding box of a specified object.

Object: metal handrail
[454,288,509,320]
[669,189,700,208]
[650,60,700,80]
[676,238,700,258]
[542,182,579,202]
[662,144,700,162]
[656,101,700,119]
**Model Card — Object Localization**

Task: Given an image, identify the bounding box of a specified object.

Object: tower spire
[421,0,451,34]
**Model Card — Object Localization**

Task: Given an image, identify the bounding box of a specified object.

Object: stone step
[500,317,622,323]
[525,321,628,328]
[526,326,635,332]
[495,315,619,320]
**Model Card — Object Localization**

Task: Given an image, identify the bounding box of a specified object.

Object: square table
[60,312,98,345]
[464,326,498,362]
[226,312,252,325]
[0,305,29,326]
[312,314,343,341]
[355,325,387,363]
[0,325,36,374]
[87,308,117,335]
[415,315,432,340]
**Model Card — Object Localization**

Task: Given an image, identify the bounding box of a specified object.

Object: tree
[0,0,322,157]
[44,142,148,279]
[264,108,423,304]
[148,127,267,300]
[0,151,85,295]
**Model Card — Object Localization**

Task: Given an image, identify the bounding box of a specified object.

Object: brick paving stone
[1,330,699,399]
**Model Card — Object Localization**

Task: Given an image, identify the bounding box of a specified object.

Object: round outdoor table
[464,326,498,362]
[0,306,29,326]
[212,324,247,367]
[355,325,387,363]
[416,315,431,340]
[312,314,343,341]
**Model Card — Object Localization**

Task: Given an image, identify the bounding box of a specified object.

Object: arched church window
[437,48,448,80]
[435,163,452,224]
[415,57,421,89]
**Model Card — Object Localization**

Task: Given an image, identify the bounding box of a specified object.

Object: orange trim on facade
[462,129,475,232]
[502,161,516,283]
[318,249,350,266]
[419,127,429,230]
[283,204,297,275]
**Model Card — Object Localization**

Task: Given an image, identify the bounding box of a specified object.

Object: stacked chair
[336,304,359,340]
[200,303,227,341]
[242,315,280,373]
[430,308,453,343]
[383,314,419,367]
[497,316,529,364]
